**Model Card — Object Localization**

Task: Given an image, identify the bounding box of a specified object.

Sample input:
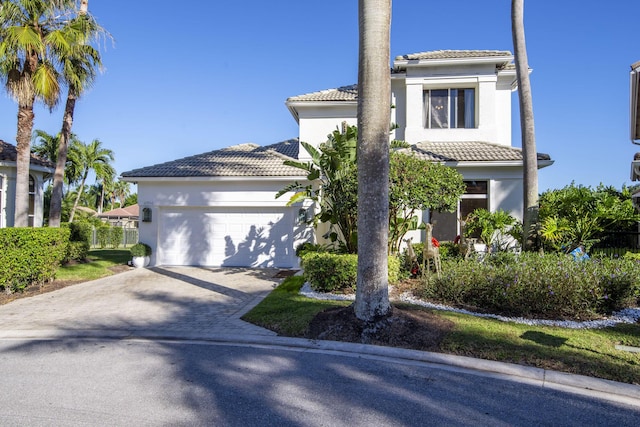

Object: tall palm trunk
[354,0,392,322]
[69,170,88,223]
[99,182,105,213]
[49,89,77,227]
[512,0,539,251]
[14,101,36,227]
[13,50,39,227]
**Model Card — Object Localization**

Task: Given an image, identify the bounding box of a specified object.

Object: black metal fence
[591,231,640,258]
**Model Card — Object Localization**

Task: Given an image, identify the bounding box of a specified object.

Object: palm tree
[354,0,392,322]
[49,2,104,227]
[67,138,114,222]
[0,0,76,226]
[32,128,82,187]
[112,180,130,208]
[512,0,539,251]
[97,173,115,213]
[32,130,61,163]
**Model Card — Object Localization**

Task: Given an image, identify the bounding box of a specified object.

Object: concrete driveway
[0,267,281,340]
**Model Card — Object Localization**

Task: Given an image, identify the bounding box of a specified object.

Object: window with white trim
[28,175,35,227]
[430,180,488,241]
[423,88,476,129]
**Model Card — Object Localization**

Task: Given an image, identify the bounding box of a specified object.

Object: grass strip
[241,276,350,336]
[55,249,132,282]
[244,276,640,385]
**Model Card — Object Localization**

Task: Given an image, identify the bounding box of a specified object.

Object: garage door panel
[158,208,296,268]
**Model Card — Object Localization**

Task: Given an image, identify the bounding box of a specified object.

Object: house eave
[121,175,310,184]
[286,100,358,123]
[442,159,554,169]
[0,161,54,174]
[394,55,514,70]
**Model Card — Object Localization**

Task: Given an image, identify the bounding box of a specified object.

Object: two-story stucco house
[122,50,553,268]
[0,140,53,228]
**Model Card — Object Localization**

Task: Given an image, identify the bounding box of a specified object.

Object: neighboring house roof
[98,204,139,219]
[121,139,303,178]
[0,139,54,168]
[407,141,552,163]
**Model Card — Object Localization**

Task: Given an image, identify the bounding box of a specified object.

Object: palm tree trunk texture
[512,0,539,251]
[354,0,392,322]
[14,103,36,227]
[49,92,76,227]
[13,48,39,227]
[69,171,88,223]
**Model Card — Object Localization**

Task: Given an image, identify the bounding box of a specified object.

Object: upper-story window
[423,88,475,129]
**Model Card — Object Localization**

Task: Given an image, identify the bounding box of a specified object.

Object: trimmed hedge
[0,227,70,293]
[63,221,92,262]
[96,225,110,248]
[301,252,401,293]
[418,252,640,319]
[96,224,124,249]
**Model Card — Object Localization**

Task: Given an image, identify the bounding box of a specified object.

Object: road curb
[1,329,639,406]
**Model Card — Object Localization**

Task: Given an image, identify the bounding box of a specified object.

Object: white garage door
[158,207,297,268]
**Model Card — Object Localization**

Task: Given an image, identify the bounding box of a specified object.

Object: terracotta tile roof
[98,204,139,218]
[396,50,513,61]
[286,85,358,103]
[0,139,54,168]
[121,139,304,178]
[407,141,551,162]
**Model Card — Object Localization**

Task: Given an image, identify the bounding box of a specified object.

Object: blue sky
[1,0,639,192]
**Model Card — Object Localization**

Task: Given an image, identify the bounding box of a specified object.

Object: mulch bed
[305,304,455,352]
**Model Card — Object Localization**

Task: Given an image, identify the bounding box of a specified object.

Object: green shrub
[623,251,640,261]
[96,225,110,248]
[301,252,400,293]
[295,242,335,258]
[388,256,401,284]
[302,253,357,292]
[417,252,640,319]
[109,227,123,249]
[438,241,461,260]
[67,221,92,244]
[66,241,90,262]
[130,242,152,257]
[0,228,70,293]
[62,221,92,262]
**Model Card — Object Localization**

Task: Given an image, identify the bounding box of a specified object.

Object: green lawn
[55,249,131,282]
[243,276,640,385]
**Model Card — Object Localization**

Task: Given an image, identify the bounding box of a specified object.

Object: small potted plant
[130,242,152,268]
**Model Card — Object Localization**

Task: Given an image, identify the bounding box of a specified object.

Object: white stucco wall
[401,66,514,146]
[296,104,357,159]
[456,165,524,220]
[294,63,515,149]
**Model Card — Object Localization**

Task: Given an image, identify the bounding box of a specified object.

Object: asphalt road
[1,338,639,426]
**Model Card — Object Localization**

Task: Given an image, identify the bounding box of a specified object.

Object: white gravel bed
[300,282,640,329]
